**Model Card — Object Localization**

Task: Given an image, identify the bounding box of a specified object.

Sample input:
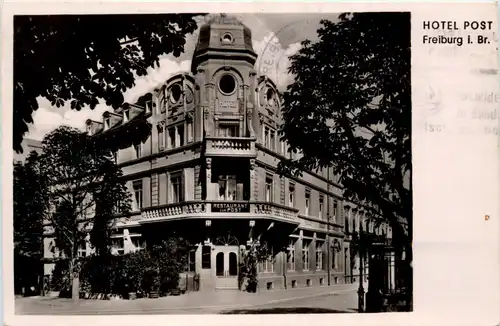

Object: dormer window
[87,124,93,136]
[170,84,182,104]
[123,109,130,122]
[219,74,236,95]
[266,88,275,106]
[104,117,110,130]
[221,32,233,45]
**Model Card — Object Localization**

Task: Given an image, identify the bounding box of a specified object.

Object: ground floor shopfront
[127,213,348,292]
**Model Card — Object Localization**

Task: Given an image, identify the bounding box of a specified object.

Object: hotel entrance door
[213,246,239,289]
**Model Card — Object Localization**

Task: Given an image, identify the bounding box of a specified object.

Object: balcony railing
[205,137,256,157]
[141,201,207,220]
[253,202,300,222]
[140,200,299,223]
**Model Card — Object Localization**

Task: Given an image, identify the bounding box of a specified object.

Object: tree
[40,126,131,300]
[239,240,273,292]
[278,12,411,298]
[13,151,49,295]
[14,14,201,153]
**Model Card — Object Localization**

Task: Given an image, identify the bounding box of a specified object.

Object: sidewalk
[16,282,366,315]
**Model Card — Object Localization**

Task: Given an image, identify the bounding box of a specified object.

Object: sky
[26,13,340,141]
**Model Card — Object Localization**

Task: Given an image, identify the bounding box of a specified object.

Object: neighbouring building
[41,14,393,292]
[14,138,43,164]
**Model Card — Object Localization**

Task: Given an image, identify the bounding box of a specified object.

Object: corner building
[79,15,389,292]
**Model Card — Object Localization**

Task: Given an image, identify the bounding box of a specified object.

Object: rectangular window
[333,201,338,223]
[319,195,324,219]
[113,199,121,215]
[316,242,323,270]
[158,126,164,150]
[352,210,356,233]
[170,172,184,203]
[186,249,196,272]
[218,175,237,200]
[287,239,295,271]
[288,183,295,208]
[133,180,143,210]
[302,240,310,271]
[112,150,118,164]
[270,130,276,151]
[134,143,141,158]
[168,127,176,148]
[265,175,274,202]
[264,126,270,148]
[305,190,311,216]
[123,109,130,122]
[77,241,87,258]
[345,208,350,233]
[219,124,238,137]
[202,245,211,269]
[263,248,274,273]
[104,118,110,130]
[111,238,124,255]
[177,124,185,147]
[132,238,145,250]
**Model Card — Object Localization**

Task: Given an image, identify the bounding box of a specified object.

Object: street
[16,283,364,315]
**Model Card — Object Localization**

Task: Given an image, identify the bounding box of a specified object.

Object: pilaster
[206,158,213,200]
[205,82,215,137]
[247,69,257,138]
[249,159,256,200]
[195,68,205,142]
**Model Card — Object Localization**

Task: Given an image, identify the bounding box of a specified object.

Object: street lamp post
[357,231,365,313]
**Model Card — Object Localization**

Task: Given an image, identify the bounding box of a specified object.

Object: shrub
[73,236,189,298]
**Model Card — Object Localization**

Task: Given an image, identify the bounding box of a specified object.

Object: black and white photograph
[11,9,412,316]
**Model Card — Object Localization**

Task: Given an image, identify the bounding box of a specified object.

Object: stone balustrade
[252,202,299,221]
[140,200,299,223]
[141,201,207,220]
[205,137,256,157]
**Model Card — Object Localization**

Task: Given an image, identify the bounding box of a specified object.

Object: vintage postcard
[2,2,498,326]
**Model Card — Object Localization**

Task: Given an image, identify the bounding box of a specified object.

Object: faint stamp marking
[415,80,442,117]
[256,19,314,87]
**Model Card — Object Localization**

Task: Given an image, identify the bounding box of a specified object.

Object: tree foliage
[239,240,273,292]
[39,126,131,299]
[14,151,48,258]
[13,151,49,294]
[279,12,411,252]
[14,14,200,152]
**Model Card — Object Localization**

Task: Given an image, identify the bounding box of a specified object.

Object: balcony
[205,137,256,157]
[254,203,300,222]
[141,201,207,220]
[140,200,299,224]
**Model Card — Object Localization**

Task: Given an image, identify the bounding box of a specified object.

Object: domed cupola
[191,14,257,73]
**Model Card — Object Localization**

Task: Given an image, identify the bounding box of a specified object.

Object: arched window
[229,252,237,276]
[216,252,224,276]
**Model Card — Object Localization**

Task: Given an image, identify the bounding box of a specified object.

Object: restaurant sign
[212,202,249,213]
